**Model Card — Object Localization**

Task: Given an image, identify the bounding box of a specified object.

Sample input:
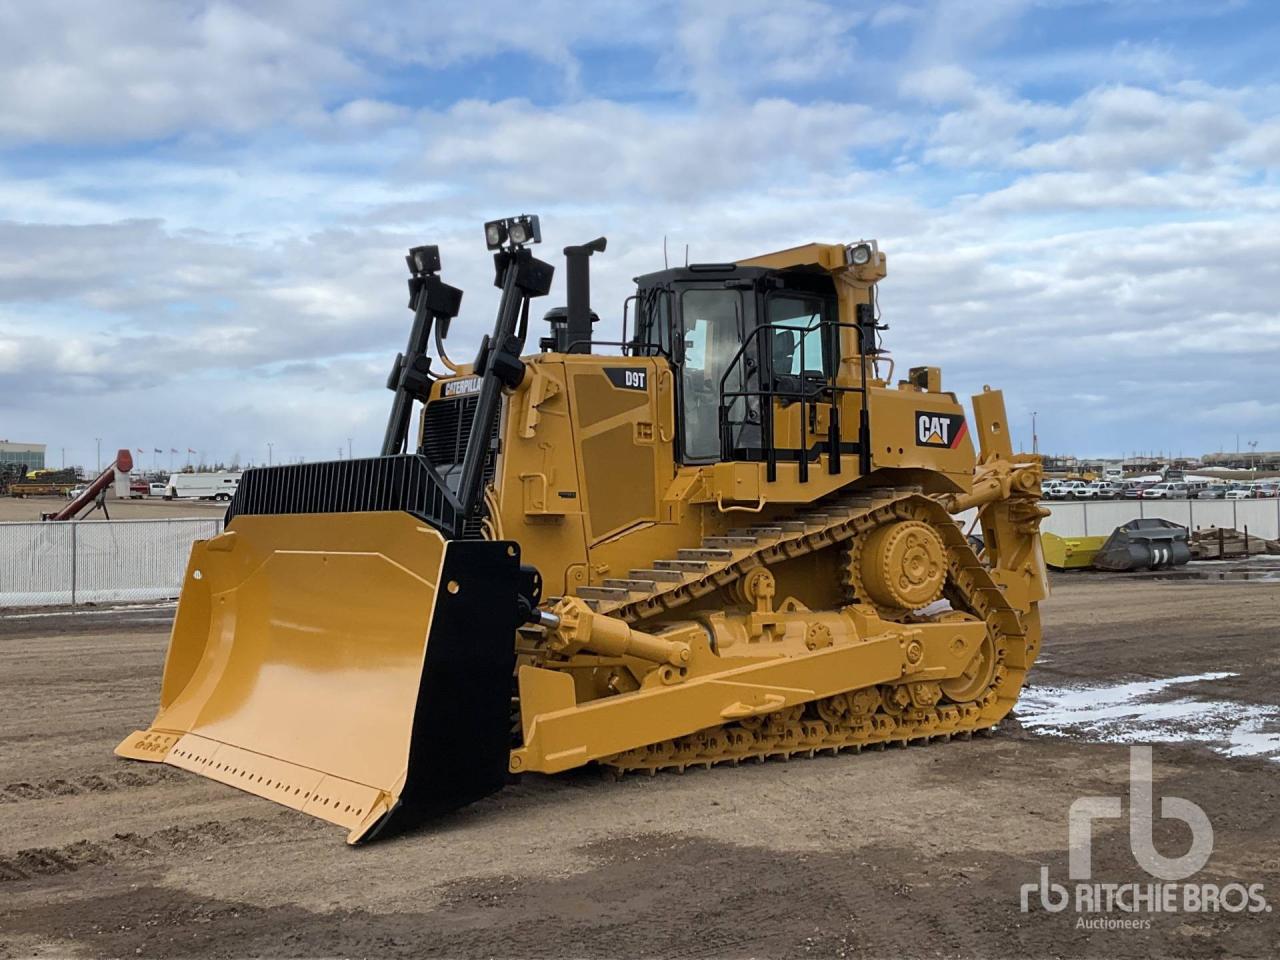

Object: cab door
[674,286,747,464]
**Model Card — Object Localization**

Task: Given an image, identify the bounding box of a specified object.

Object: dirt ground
[0,496,226,523]
[1,573,1277,959]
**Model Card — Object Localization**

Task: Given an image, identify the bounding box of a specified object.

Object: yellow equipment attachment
[1041,532,1106,570]
[119,218,1049,842]
[118,512,525,843]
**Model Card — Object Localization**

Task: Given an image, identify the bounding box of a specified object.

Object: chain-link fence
[0,517,223,607]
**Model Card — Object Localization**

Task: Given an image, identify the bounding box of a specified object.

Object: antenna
[663,235,668,269]
[684,243,689,267]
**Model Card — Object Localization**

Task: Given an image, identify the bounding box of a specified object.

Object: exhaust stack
[561,237,606,353]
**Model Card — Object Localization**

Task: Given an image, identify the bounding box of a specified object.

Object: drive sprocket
[844,518,948,616]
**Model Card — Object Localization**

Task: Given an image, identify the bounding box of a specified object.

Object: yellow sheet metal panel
[864,387,975,494]
[582,422,658,538]
[566,359,667,544]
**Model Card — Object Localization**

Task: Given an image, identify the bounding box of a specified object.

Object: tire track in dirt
[0,818,278,883]
[0,765,183,804]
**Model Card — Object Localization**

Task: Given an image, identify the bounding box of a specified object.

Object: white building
[0,440,45,472]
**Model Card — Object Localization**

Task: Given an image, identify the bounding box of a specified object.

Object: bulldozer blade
[116,511,522,844]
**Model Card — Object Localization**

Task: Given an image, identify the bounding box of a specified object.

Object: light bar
[484,214,542,250]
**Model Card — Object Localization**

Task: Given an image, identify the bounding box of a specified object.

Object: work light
[484,214,542,250]
[406,244,440,276]
[847,241,876,266]
[507,215,541,246]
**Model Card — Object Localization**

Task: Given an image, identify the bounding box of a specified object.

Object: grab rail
[716,319,870,483]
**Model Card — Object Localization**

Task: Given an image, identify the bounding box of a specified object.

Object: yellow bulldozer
[118,216,1048,843]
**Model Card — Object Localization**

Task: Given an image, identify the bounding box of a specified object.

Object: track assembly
[570,490,1035,774]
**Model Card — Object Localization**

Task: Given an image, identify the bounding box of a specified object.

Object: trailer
[164,471,242,501]
[8,466,79,498]
[10,479,79,497]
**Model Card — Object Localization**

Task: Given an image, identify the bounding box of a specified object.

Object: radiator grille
[225,393,503,539]
[421,396,478,467]
[420,395,500,538]
[226,455,466,537]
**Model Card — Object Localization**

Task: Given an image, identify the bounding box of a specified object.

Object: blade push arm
[453,245,554,526]
[381,246,463,456]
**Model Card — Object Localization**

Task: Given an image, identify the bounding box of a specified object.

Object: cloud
[907,0,1030,63]
[331,98,410,130]
[1012,85,1251,171]
[0,219,424,386]
[870,4,923,29]
[1231,118,1280,167]
[416,96,904,205]
[668,1,865,101]
[914,80,1073,167]
[1,0,1278,466]
[1192,398,1280,426]
[0,2,366,143]
[968,169,1279,214]
[860,208,1280,455]
[900,65,978,105]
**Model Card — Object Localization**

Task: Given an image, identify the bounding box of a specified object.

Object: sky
[0,0,1277,470]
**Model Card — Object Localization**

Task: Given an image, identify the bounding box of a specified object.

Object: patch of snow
[1018,672,1280,762]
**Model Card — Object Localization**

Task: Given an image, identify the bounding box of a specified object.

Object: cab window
[680,289,742,461]
[766,294,829,377]
[632,289,672,357]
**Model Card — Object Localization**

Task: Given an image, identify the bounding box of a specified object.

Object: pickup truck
[1049,480,1090,500]
[1141,482,1190,500]
[1077,481,1122,500]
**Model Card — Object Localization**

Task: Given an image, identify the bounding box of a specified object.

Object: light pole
[95,437,101,472]
[267,442,274,467]
[1248,440,1258,470]
[1031,412,1038,456]
[347,437,353,459]
[61,447,65,469]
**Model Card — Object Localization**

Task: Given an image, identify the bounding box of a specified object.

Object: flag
[187,448,196,454]
[154,448,163,453]
[170,448,178,453]
[136,448,144,454]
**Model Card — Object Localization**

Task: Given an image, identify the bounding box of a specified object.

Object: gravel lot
[1,572,1277,958]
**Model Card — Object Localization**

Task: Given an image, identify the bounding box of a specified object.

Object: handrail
[563,338,635,355]
[716,319,869,483]
[716,318,864,401]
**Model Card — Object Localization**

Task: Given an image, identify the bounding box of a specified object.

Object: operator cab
[629,264,841,468]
